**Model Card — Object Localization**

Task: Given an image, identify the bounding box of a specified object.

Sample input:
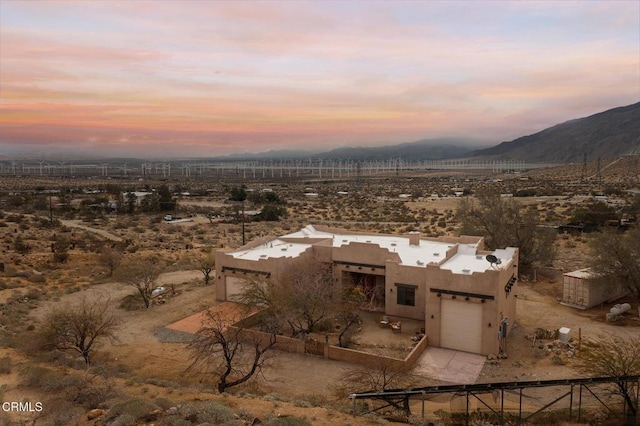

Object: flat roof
[229,239,312,261]
[283,225,455,267]
[563,268,592,279]
[228,225,516,274]
[441,247,517,274]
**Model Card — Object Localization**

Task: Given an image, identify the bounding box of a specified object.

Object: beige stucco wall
[214,231,518,356]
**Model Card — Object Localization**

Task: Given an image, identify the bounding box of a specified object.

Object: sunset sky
[1,0,638,159]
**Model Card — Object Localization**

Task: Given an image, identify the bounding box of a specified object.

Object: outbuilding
[561,268,626,309]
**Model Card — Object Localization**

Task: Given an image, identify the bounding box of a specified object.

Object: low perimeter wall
[229,318,429,369]
[228,325,306,354]
[327,335,428,369]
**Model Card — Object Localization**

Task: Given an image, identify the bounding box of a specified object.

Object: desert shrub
[6,214,23,223]
[179,404,198,422]
[39,399,85,426]
[104,399,160,424]
[3,266,18,277]
[154,397,175,410]
[119,294,144,311]
[24,288,40,300]
[263,416,312,426]
[28,273,46,284]
[20,365,65,389]
[296,393,328,407]
[0,357,11,374]
[164,416,191,426]
[110,413,137,426]
[197,401,236,424]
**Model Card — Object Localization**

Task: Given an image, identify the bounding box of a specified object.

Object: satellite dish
[486,254,498,264]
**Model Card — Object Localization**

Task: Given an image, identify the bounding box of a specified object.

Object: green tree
[125,192,136,214]
[13,236,31,256]
[117,258,162,308]
[571,200,618,225]
[456,190,556,275]
[194,249,216,286]
[229,186,247,202]
[587,228,640,298]
[99,245,124,277]
[158,185,174,212]
[255,205,286,222]
[52,236,70,263]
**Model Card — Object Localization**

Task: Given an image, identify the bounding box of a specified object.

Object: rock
[87,409,105,420]
[487,354,495,360]
[145,409,162,421]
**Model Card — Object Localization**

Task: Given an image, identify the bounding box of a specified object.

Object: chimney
[408,231,420,246]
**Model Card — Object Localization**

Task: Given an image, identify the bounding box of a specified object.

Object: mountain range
[470,102,640,163]
[217,102,640,164]
[3,102,638,164]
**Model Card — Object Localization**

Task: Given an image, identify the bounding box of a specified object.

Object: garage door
[225,276,246,302]
[440,298,483,354]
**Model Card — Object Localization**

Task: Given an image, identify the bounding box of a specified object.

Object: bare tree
[588,228,640,298]
[117,257,162,308]
[187,310,276,393]
[194,249,216,286]
[98,245,124,277]
[575,335,640,418]
[334,359,420,401]
[38,298,119,365]
[239,257,339,338]
[336,286,366,348]
[456,189,556,275]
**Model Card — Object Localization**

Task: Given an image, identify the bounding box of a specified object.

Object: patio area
[336,310,425,359]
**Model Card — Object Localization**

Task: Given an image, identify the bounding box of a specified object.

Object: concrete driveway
[413,347,486,384]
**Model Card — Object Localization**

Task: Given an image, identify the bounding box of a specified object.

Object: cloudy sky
[1,0,638,158]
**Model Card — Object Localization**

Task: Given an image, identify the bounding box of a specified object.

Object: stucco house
[215,225,519,356]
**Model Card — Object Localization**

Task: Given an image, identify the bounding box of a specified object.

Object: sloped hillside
[471,102,640,163]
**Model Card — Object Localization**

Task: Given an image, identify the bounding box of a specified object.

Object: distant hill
[212,138,480,162]
[311,138,479,161]
[470,102,640,163]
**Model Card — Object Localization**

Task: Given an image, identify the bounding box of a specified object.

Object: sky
[0,0,639,159]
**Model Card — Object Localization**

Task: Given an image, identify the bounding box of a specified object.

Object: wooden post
[578,328,582,355]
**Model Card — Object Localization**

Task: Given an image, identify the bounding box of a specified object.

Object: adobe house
[215,225,519,356]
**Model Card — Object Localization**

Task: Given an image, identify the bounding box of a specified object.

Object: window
[396,284,416,306]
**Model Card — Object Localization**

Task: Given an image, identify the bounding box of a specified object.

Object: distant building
[561,268,626,309]
[215,225,519,356]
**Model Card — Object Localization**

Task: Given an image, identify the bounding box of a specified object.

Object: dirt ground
[1,162,638,424]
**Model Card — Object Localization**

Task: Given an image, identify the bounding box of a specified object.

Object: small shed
[561,268,626,309]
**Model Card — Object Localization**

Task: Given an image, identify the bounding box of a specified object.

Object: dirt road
[60,219,123,241]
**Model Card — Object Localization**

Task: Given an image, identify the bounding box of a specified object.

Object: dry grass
[0,159,638,424]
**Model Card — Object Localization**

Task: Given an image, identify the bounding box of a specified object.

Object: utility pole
[49,193,53,223]
[241,201,246,246]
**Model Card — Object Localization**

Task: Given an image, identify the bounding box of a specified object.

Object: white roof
[441,247,516,274]
[282,225,460,268]
[229,239,312,261]
[563,268,592,279]
[230,225,516,274]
